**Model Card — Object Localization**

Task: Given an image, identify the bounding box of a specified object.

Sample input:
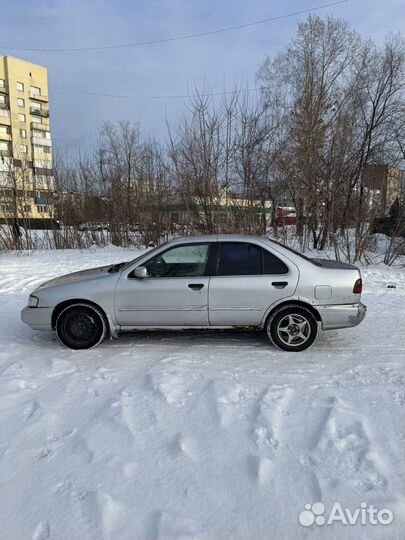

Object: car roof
[167,234,271,245]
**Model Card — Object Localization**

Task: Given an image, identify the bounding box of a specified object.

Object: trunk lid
[311,258,359,270]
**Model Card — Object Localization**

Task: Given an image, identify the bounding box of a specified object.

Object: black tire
[56,303,107,350]
[266,304,318,352]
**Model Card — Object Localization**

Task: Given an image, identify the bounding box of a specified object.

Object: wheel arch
[52,299,111,335]
[263,300,322,327]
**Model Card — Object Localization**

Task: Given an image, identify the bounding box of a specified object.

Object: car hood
[36,265,113,291]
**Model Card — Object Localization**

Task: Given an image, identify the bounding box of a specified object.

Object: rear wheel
[266,304,318,352]
[56,303,107,350]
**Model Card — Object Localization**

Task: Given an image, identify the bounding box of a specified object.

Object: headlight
[28,295,39,307]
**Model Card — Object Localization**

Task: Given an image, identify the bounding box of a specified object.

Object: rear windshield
[269,240,322,266]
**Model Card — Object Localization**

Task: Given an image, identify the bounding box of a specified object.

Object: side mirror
[134,266,148,279]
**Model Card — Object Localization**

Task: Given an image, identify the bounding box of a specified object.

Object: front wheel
[266,304,318,352]
[56,303,107,350]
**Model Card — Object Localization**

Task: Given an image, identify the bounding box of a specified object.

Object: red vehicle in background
[274,206,297,226]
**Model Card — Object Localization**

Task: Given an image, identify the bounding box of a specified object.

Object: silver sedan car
[21,235,366,351]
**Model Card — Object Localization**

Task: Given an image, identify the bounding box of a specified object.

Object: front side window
[217,242,262,276]
[17,98,25,107]
[17,82,24,91]
[18,113,25,122]
[145,243,210,277]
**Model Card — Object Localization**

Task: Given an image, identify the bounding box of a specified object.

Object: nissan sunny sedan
[21,235,366,351]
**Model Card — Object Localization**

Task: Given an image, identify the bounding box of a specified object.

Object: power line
[50,84,259,100]
[0,0,347,53]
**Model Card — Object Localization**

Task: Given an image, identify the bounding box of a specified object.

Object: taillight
[353,278,362,294]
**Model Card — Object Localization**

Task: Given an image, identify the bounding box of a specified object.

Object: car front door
[114,242,211,326]
[208,241,299,326]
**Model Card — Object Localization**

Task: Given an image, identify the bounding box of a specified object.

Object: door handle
[272,281,288,289]
[188,283,204,291]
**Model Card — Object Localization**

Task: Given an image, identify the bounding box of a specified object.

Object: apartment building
[363,164,404,217]
[0,56,54,223]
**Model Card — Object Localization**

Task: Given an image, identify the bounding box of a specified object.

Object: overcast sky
[0,0,403,154]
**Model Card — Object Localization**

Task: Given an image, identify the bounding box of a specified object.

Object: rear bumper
[21,306,52,330]
[318,302,367,330]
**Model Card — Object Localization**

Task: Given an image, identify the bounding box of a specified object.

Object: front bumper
[21,306,52,330]
[318,302,367,330]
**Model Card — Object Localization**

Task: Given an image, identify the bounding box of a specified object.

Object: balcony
[32,136,52,147]
[0,109,11,124]
[0,131,11,142]
[30,121,49,131]
[35,195,55,205]
[0,173,12,188]
[35,176,55,190]
[30,106,49,118]
[30,92,48,102]
[0,155,12,169]
[33,160,53,170]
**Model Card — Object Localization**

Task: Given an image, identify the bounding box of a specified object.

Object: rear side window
[217,242,262,276]
[216,242,289,276]
[262,249,288,274]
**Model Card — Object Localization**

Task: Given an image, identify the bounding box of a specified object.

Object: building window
[20,129,27,138]
[0,79,5,88]
[0,141,9,152]
[18,113,26,123]
[17,82,24,91]
[31,102,41,111]
[31,116,42,124]
[31,86,41,96]
[23,205,31,213]
[20,144,28,153]
[0,125,9,134]
[37,205,49,213]
[0,95,5,105]
[17,98,25,108]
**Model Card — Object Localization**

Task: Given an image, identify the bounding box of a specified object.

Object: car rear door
[114,242,212,326]
[208,241,299,326]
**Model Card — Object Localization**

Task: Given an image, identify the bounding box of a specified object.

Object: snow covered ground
[0,247,404,540]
